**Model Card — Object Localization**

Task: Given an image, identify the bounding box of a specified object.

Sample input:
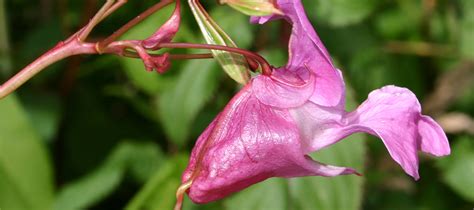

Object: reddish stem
[97,0,175,50]
[0,40,96,99]
[158,42,273,75]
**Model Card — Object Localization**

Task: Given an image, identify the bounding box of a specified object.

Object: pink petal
[291,86,450,180]
[251,0,345,107]
[345,86,425,179]
[250,15,280,24]
[182,84,356,204]
[418,115,451,156]
[252,67,315,108]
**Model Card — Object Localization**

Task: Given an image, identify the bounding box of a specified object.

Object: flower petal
[417,115,451,156]
[251,0,345,107]
[182,84,356,203]
[252,67,315,108]
[291,85,450,180]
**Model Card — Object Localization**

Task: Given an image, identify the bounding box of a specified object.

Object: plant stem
[98,0,175,50]
[0,40,96,99]
[159,42,273,75]
[78,0,116,41]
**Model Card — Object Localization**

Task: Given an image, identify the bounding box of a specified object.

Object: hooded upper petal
[291,85,450,179]
[252,67,315,108]
[251,0,345,107]
[182,82,356,203]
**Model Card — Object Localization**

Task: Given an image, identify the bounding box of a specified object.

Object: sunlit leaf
[189,0,251,84]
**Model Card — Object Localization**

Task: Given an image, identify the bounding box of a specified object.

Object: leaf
[53,167,124,210]
[460,0,474,59]
[220,0,282,16]
[210,7,254,49]
[21,92,62,143]
[348,48,425,101]
[0,95,54,210]
[303,0,379,27]
[289,135,365,210]
[224,179,288,210]
[438,136,474,201]
[54,141,163,210]
[157,59,220,146]
[125,155,189,210]
[189,0,251,84]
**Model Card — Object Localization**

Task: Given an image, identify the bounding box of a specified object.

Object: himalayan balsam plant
[0,0,451,210]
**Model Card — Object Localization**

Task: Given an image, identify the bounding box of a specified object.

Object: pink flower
[180,0,450,204]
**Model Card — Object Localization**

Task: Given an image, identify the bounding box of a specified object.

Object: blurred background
[0,0,473,209]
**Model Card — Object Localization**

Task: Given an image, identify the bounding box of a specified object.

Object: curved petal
[252,67,315,108]
[417,115,451,156]
[182,84,356,204]
[251,0,344,107]
[250,14,281,24]
[291,86,450,180]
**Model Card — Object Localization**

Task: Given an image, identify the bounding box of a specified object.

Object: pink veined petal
[418,115,451,156]
[251,0,345,107]
[252,67,315,108]
[291,85,450,180]
[345,86,424,179]
[182,84,357,204]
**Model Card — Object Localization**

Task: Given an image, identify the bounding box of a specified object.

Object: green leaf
[21,92,62,143]
[438,136,474,201]
[0,95,54,210]
[220,0,282,16]
[289,135,365,210]
[53,167,124,210]
[348,48,425,101]
[460,0,474,59]
[158,59,220,146]
[303,0,379,27]
[224,179,288,210]
[210,7,254,49]
[125,155,189,210]
[54,141,163,210]
[189,0,251,84]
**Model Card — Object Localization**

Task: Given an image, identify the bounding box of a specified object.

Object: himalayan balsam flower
[180,0,451,203]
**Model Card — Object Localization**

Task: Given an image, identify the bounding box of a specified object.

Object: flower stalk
[0,0,274,100]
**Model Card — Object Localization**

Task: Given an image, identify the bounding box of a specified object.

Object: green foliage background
[0,0,473,209]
